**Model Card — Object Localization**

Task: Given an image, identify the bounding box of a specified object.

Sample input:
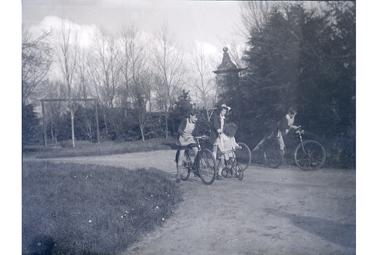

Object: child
[217,122,241,178]
[253,106,300,156]
[211,104,231,161]
[175,111,199,183]
[276,107,300,156]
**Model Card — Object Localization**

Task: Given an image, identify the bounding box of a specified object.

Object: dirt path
[24,150,356,255]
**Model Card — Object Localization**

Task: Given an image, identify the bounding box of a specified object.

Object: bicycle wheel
[235,142,251,171]
[197,149,216,185]
[179,150,191,181]
[263,139,283,168]
[221,167,230,178]
[294,140,326,170]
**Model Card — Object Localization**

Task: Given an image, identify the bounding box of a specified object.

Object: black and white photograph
[11,0,361,254]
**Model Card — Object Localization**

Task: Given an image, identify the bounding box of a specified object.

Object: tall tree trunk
[103,110,109,137]
[139,124,145,142]
[50,124,55,144]
[71,109,76,148]
[88,122,93,143]
[51,127,58,145]
[165,111,169,139]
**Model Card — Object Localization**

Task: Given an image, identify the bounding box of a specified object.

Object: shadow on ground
[264,208,355,249]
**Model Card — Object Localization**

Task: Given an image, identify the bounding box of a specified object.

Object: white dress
[218,133,238,160]
[178,119,196,146]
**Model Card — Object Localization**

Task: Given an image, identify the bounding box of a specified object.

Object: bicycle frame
[223,154,237,173]
[185,137,206,170]
[252,126,326,170]
[218,144,250,180]
[295,129,305,152]
[178,135,217,185]
[184,149,199,172]
[183,136,206,171]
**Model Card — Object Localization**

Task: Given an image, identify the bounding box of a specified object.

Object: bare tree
[43,80,68,144]
[22,29,52,104]
[76,48,90,100]
[55,22,79,147]
[153,24,185,139]
[89,34,120,108]
[122,27,153,141]
[132,71,153,141]
[239,1,273,37]
[88,33,122,136]
[119,28,132,108]
[76,48,94,141]
[192,47,217,110]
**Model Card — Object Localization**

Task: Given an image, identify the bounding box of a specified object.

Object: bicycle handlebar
[295,128,304,135]
[194,135,210,140]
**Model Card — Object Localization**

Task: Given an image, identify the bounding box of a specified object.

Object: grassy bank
[22,161,182,255]
[27,137,177,159]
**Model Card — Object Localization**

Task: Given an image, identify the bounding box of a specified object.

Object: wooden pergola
[40,98,100,147]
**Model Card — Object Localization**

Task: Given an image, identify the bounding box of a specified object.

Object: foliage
[22,31,52,104]
[224,2,355,167]
[169,90,194,135]
[22,103,41,145]
[37,90,207,148]
[73,104,96,142]
[40,101,171,145]
[171,90,193,117]
[194,108,212,137]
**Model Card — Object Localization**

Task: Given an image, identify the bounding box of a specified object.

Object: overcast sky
[23,0,245,56]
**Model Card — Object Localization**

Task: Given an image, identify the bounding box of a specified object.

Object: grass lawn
[22,161,182,255]
[25,137,177,159]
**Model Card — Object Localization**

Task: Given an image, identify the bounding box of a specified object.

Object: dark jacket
[210,112,224,144]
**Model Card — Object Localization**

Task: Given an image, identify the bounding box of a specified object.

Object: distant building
[213,47,245,103]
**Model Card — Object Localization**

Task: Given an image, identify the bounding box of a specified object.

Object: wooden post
[41,100,47,146]
[95,100,100,144]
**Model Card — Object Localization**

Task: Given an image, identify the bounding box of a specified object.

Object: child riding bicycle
[276,107,300,157]
[253,106,300,158]
[175,110,200,183]
[217,122,242,178]
[210,104,231,178]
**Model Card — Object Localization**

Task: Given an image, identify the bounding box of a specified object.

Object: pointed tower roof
[214,47,242,74]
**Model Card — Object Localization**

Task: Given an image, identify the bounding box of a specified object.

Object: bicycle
[218,143,251,181]
[293,129,326,170]
[254,127,326,170]
[177,135,217,185]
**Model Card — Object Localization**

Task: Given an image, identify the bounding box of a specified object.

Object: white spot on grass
[88,219,92,223]
[161,217,165,221]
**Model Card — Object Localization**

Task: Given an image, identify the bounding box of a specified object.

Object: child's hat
[221,104,231,111]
